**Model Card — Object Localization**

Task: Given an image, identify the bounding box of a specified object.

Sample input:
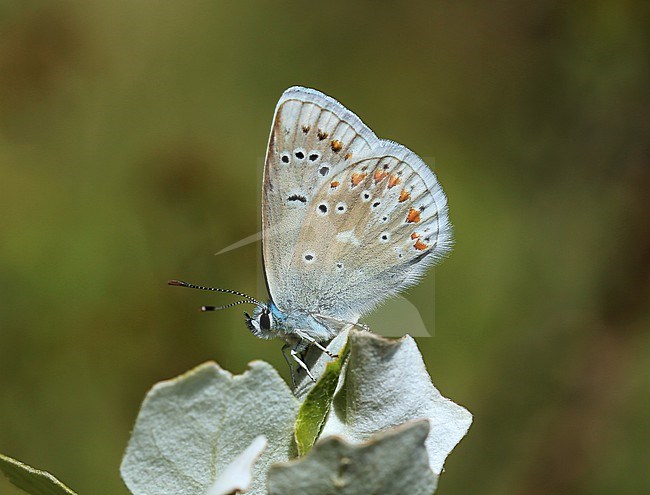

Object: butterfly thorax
[245,300,334,343]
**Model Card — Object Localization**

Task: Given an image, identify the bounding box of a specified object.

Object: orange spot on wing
[350,172,367,187]
[344,152,353,160]
[331,140,343,152]
[406,208,421,223]
[411,232,420,239]
[373,170,388,183]
[398,189,410,202]
[388,175,402,188]
[330,181,340,188]
[414,239,428,250]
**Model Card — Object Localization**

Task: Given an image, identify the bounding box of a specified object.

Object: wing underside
[261,87,452,321]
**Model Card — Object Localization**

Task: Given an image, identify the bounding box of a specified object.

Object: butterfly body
[245,301,334,343]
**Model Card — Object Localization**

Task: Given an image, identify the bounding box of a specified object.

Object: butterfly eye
[259,311,271,331]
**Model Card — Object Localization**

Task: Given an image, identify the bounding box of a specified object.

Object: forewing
[261,87,380,310]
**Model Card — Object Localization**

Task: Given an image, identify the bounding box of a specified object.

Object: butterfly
[169,87,452,385]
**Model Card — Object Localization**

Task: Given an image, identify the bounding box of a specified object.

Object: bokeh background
[1,1,648,494]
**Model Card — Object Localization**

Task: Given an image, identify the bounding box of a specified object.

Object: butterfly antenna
[201,300,251,312]
[168,280,262,306]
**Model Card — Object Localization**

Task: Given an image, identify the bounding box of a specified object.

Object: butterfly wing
[262,87,452,323]
[261,87,380,309]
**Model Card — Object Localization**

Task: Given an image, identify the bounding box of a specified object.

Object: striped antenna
[167,279,262,306]
[201,300,251,312]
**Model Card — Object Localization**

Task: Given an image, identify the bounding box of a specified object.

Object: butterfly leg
[290,346,316,382]
[295,329,338,359]
[281,343,296,388]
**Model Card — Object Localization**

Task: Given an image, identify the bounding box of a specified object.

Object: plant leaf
[320,329,472,480]
[0,453,78,495]
[120,361,299,495]
[294,340,349,456]
[268,420,437,495]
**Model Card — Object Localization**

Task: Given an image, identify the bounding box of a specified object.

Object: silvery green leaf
[120,361,299,495]
[267,420,436,495]
[0,453,77,495]
[205,436,267,495]
[320,329,472,480]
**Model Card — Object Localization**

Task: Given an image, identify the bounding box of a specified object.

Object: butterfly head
[244,303,276,339]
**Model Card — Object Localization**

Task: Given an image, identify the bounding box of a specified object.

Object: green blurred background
[1,1,648,494]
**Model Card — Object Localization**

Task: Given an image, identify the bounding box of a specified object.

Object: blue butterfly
[170,87,452,384]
